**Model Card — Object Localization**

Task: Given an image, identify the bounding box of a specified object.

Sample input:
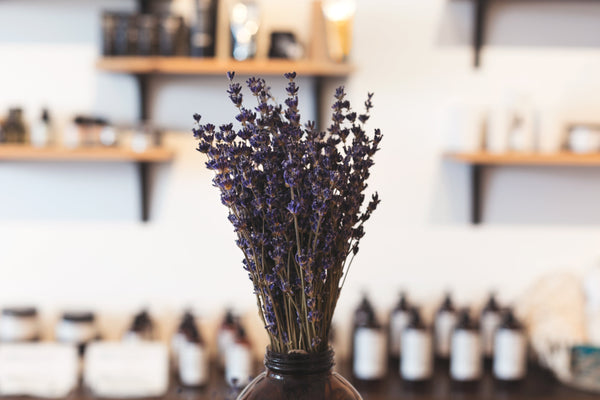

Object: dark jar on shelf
[238,347,362,400]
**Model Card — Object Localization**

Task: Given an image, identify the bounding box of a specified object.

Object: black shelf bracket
[473,0,489,67]
[471,164,483,224]
[138,162,151,222]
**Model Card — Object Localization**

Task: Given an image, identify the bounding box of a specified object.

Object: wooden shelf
[96,57,354,77]
[445,151,600,224]
[0,145,174,162]
[445,152,600,166]
[0,145,174,222]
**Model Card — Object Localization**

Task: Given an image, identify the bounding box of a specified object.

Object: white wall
[2,0,600,353]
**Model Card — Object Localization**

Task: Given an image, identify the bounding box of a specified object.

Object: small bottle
[389,291,411,361]
[30,109,52,148]
[0,307,40,342]
[480,293,502,363]
[123,310,154,342]
[55,311,98,356]
[2,108,28,144]
[352,297,387,381]
[172,311,194,369]
[178,314,209,388]
[450,308,482,383]
[351,294,375,363]
[493,308,527,382]
[400,307,433,382]
[225,325,253,388]
[217,310,238,369]
[190,0,218,57]
[434,293,457,360]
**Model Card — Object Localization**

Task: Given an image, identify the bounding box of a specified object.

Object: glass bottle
[352,298,386,381]
[434,293,457,361]
[389,291,411,361]
[123,310,154,342]
[493,308,527,382]
[2,108,27,144]
[480,293,502,363]
[55,311,98,356]
[178,314,209,388]
[400,307,432,382]
[172,311,194,369]
[450,308,482,384]
[225,325,254,388]
[239,347,362,400]
[190,0,217,57]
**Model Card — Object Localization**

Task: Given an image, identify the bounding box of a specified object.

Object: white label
[450,330,482,381]
[83,342,168,398]
[434,311,456,358]
[353,327,387,380]
[493,329,527,380]
[225,343,253,388]
[178,341,208,386]
[401,329,432,381]
[55,320,96,345]
[480,312,501,357]
[0,343,78,398]
[217,329,236,367]
[390,311,411,357]
[0,316,39,342]
[171,332,185,367]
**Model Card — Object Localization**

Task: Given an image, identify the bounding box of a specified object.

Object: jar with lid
[450,308,482,384]
[352,296,387,381]
[55,311,98,355]
[225,325,254,388]
[2,108,28,143]
[434,293,457,361]
[0,307,40,342]
[178,314,209,388]
[123,310,154,342]
[401,307,433,383]
[493,308,527,382]
[217,309,238,368]
[389,291,411,361]
[480,293,502,363]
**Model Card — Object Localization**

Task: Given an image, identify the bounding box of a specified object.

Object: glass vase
[237,347,362,400]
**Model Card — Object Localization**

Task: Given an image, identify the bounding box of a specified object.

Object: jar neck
[264,347,334,376]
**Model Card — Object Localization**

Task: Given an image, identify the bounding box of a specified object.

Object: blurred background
[2,0,600,397]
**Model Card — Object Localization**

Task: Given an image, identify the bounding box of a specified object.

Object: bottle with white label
[480,293,502,364]
[351,295,375,364]
[352,297,387,381]
[30,109,52,148]
[450,308,482,383]
[225,326,253,388]
[434,293,457,361]
[401,307,432,382]
[178,315,209,388]
[493,308,527,382]
[217,310,238,369]
[172,311,194,370]
[389,292,411,361]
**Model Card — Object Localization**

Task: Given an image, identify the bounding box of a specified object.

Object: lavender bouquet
[193,72,381,354]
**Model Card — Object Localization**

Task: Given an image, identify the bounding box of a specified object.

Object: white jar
[179,339,209,387]
[353,327,387,380]
[450,329,482,381]
[225,341,253,388]
[0,307,39,342]
[401,327,432,381]
[55,312,97,346]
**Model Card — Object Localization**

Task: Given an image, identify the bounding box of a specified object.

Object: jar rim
[264,346,334,375]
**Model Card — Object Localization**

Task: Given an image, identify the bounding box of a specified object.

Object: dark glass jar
[238,348,362,400]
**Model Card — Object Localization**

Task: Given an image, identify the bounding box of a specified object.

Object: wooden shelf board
[96,57,354,77]
[445,152,600,166]
[0,145,174,162]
